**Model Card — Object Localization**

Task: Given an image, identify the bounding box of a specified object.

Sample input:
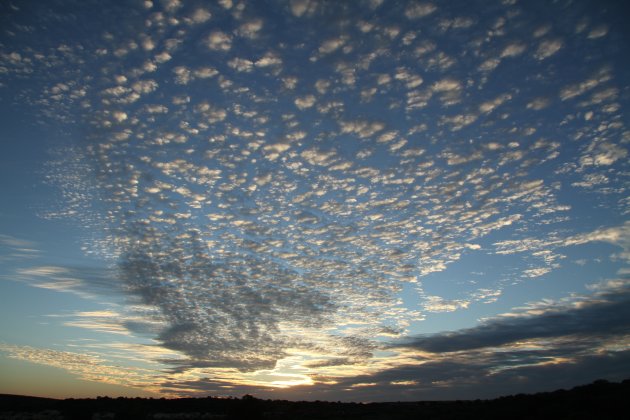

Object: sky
[0,0,629,402]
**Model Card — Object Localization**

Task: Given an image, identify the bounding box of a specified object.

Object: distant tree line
[0,379,628,419]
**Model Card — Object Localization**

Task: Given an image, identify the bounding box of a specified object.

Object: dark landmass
[1,379,628,419]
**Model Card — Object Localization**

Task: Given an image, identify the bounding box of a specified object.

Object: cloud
[161,0,182,13]
[394,285,630,353]
[154,51,172,63]
[565,222,630,255]
[117,233,337,371]
[0,234,39,262]
[318,37,347,55]
[185,8,211,25]
[587,25,608,39]
[291,349,630,401]
[534,38,563,60]
[479,93,511,114]
[228,57,254,72]
[7,265,120,298]
[159,342,630,400]
[255,52,282,68]
[580,142,628,167]
[478,57,501,72]
[422,295,470,313]
[238,19,264,39]
[0,343,162,391]
[294,95,316,110]
[559,67,612,101]
[290,0,317,17]
[6,0,628,399]
[526,97,550,110]
[218,0,232,9]
[339,120,385,138]
[205,31,232,51]
[264,285,625,400]
[500,42,526,58]
[405,3,437,19]
[131,79,158,94]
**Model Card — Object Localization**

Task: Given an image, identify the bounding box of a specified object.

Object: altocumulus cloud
[0,0,628,399]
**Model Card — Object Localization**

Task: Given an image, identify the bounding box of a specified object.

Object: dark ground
[1,379,628,419]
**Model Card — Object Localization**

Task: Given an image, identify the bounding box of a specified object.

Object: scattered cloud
[2,0,628,400]
[501,42,526,58]
[290,0,317,17]
[0,343,162,391]
[205,31,232,51]
[405,3,437,19]
[534,38,563,60]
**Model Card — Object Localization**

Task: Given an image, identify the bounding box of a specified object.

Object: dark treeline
[1,379,628,419]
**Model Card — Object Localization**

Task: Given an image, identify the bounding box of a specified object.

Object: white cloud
[479,93,511,114]
[533,24,551,38]
[112,111,128,122]
[294,95,316,110]
[340,120,385,138]
[315,79,330,94]
[238,19,264,39]
[218,0,232,9]
[290,0,316,17]
[559,67,611,101]
[0,343,160,389]
[580,142,628,167]
[438,17,475,32]
[423,295,470,313]
[587,25,608,39]
[478,57,501,72]
[534,38,563,60]
[301,148,336,166]
[440,113,478,131]
[500,42,526,58]
[432,78,461,92]
[143,60,157,72]
[141,37,155,51]
[256,52,282,68]
[189,8,211,24]
[283,76,298,89]
[228,57,254,72]
[405,3,437,19]
[162,0,182,12]
[194,67,218,78]
[173,66,192,84]
[131,79,158,94]
[527,97,550,110]
[145,104,168,113]
[154,51,171,63]
[318,37,347,55]
[205,31,232,51]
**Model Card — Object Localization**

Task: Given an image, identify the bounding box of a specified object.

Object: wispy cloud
[0,343,163,392]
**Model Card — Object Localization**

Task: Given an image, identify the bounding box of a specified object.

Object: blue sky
[1,0,629,401]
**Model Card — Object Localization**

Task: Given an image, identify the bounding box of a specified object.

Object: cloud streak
[394,283,630,353]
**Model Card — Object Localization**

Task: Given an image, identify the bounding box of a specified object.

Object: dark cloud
[152,285,630,400]
[158,349,630,401]
[119,229,336,371]
[160,285,630,399]
[392,285,630,353]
